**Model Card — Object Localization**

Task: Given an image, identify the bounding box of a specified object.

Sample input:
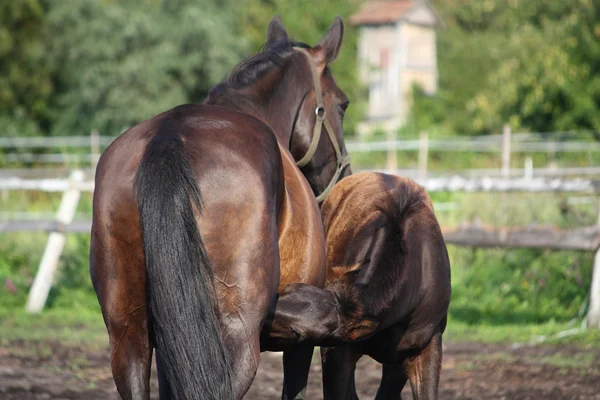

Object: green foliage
[441,192,595,325]
[450,247,591,324]
[0,193,95,311]
[46,0,244,136]
[0,233,44,308]
[411,0,600,135]
[0,0,51,136]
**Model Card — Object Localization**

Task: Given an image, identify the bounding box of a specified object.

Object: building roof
[349,0,442,26]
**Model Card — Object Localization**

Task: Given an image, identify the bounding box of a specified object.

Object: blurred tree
[412,0,600,135]
[0,0,52,136]
[46,0,244,136]
[468,1,600,133]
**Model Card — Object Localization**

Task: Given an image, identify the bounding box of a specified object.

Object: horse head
[206,16,352,202]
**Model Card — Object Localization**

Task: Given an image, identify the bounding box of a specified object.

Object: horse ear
[267,15,289,45]
[316,16,344,64]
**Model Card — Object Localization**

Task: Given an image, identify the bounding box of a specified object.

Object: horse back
[94,104,284,228]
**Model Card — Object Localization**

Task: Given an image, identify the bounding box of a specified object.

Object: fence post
[524,157,533,180]
[502,124,511,178]
[25,170,84,313]
[589,201,600,328]
[386,129,397,174]
[90,130,100,172]
[588,248,600,328]
[418,131,429,180]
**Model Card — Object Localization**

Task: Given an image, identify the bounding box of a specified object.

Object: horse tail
[134,127,232,400]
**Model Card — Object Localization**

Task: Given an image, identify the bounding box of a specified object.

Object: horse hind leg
[91,242,152,399]
[403,332,443,400]
[108,304,153,400]
[375,363,408,400]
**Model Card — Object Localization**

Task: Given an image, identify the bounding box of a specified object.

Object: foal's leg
[403,332,443,400]
[282,345,314,400]
[375,364,408,400]
[321,346,362,400]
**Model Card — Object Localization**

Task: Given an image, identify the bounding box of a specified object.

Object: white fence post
[90,130,100,172]
[588,201,600,328]
[418,131,429,180]
[502,124,512,177]
[587,248,600,328]
[25,170,84,313]
[524,157,533,180]
[386,129,397,174]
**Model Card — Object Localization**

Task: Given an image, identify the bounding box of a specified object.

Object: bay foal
[270,172,451,399]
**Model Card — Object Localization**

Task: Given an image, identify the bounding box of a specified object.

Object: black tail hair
[135,126,232,400]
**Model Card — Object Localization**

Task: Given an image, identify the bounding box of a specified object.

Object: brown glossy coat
[270,172,451,399]
[90,17,350,400]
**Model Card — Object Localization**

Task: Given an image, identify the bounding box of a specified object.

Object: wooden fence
[2,172,600,327]
[4,128,600,177]
[2,129,600,324]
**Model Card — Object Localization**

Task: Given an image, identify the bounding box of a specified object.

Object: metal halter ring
[315,106,326,118]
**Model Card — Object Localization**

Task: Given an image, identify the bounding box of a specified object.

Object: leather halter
[293,47,351,202]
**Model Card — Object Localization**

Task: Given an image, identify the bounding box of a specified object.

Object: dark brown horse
[269,172,451,399]
[90,16,350,400]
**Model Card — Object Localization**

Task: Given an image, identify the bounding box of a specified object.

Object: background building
[350,0,443,135]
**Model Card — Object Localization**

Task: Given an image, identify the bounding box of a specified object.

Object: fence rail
[3,219,599,252]
[2,130,600,166]
[0,135,114,148]
[2,176,599,194]
[346,139,600,153]
[442,223,600,252]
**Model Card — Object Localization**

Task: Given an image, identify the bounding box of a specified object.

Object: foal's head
[206,16,352,202]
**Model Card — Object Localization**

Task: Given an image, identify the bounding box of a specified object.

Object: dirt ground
[0,340,598,399]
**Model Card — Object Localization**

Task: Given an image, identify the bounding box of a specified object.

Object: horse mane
[225,39,310,90]
[205,39,309,107]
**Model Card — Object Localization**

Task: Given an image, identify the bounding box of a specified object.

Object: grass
[471,350,596,369]
[445,318,600,349]
[539,352,596,369]
[2,302,600,350]
[0,306,107,347]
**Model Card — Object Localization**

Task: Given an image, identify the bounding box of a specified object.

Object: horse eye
[339,101,350,115]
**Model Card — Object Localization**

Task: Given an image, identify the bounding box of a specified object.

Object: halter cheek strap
[293,47,351,202]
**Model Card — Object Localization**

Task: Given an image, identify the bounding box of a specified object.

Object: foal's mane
[205,39,310,103]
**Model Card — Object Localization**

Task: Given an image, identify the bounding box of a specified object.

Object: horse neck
[206,71,304,150]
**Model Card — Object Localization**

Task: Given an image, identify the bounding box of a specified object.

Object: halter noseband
[293,47,351,202]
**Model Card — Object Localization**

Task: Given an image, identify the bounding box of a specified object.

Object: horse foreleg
[321,346,362,400]
[403,332,443,400]
[281,345,314,400]
[375,363,408,400]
